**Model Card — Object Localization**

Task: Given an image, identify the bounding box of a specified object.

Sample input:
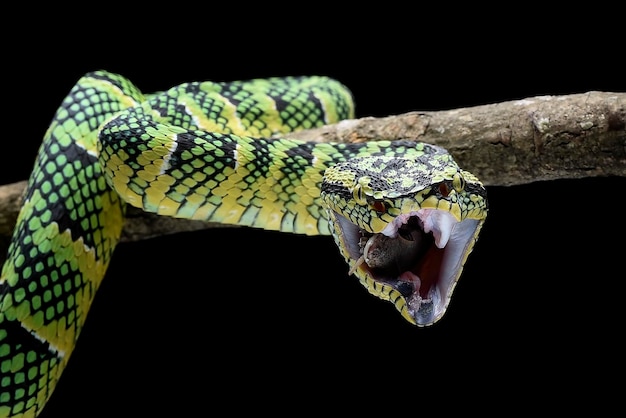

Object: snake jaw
[330,208,482,326]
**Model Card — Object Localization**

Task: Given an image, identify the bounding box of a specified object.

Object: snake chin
[334,209,481,326]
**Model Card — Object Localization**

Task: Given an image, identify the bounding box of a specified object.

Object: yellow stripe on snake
[0,71,488,417]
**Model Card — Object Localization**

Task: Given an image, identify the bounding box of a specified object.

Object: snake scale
[0,70,487,417]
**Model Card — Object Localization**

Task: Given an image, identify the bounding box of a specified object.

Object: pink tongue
[399,271,421,293]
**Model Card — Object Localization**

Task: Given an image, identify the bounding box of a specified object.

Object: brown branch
[285,91,626,186]
[1,91,624,249]
[0,182,233,246]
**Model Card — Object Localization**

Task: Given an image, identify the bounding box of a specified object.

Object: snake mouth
[333,209,480,326]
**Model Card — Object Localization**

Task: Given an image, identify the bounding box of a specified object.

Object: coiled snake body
[0,71,487,417]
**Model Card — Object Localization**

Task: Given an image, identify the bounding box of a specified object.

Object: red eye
[439,183,450,197]
[372,200,386,213]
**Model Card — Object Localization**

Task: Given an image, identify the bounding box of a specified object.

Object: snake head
[321,151,488,326]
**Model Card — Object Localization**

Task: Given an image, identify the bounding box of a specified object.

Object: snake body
[0,71,487,417]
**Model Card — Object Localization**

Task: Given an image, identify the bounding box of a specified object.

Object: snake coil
[0,71,487,417]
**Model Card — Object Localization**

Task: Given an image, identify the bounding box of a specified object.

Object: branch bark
[1,91,624,247]
[285,91,626,186]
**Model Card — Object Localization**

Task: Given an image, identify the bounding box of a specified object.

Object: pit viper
[0,70,488,417]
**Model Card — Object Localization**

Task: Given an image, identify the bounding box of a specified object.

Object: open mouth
[332,208,480,326]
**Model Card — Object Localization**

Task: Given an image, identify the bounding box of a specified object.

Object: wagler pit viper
[0,70,488,417]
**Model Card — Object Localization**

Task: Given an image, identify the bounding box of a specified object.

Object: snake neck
[98,105,434,237]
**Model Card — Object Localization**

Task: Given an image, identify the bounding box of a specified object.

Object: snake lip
[334,209,480,326]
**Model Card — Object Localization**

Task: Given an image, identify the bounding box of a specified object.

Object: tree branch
[1,91,624,248]
[285,91,626,186]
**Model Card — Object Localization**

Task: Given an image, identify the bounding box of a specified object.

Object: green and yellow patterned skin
[0,71,488,417]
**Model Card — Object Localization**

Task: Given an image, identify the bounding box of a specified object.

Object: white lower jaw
[400,270,442,325]
[408,285,442,325]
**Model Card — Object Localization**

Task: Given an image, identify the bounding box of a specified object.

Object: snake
[0,70,488,417]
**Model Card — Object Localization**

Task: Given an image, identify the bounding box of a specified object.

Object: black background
[3,6,624,417]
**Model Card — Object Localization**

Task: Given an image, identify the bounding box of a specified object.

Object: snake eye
[371,200,386,213]
[353,184,367,205]
[453,172,465,192]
